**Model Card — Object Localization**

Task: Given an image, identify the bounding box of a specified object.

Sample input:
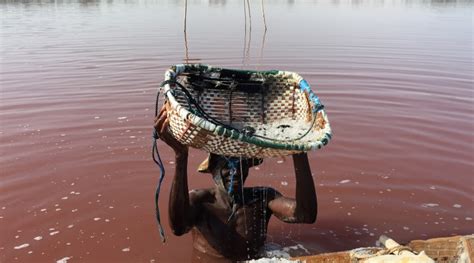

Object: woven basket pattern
[163,64,331,158]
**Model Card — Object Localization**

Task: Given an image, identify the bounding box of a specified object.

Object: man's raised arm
[168,149,193,235]
[154,104,194,235]
[268,153,317,223]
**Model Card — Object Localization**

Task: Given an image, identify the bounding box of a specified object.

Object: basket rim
[162,64,332,153]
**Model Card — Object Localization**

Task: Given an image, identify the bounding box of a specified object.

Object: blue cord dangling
[227,159,239,194]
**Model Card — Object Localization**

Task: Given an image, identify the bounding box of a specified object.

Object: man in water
[155,104,317,262]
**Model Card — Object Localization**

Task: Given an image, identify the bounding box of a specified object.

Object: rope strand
[152,84,166,242]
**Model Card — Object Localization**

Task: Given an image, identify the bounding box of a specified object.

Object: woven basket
[161,64,332,158]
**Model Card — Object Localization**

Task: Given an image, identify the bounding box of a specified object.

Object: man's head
[198,153,263,192]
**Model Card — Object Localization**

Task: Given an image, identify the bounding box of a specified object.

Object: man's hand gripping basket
[160,64,332,158]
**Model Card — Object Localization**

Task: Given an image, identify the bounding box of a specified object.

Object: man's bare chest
[197,198,271,239]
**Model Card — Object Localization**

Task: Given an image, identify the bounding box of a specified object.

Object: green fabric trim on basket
[163,64,332,157]
[214,125,329,152]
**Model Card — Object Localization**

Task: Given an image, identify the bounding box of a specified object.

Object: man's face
[219,165,244,192]
[210,157,246,192]
[202,154,263,192]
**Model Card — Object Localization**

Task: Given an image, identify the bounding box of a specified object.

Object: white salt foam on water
[246,258,299,263]
[339,179,351,184]
[14,243,29,249]
[33,236,43,241]
[249,243,310,262]
[421,203,439,208]
[122,247,130,252]
[56,256,72,263]
[50,231,60,236]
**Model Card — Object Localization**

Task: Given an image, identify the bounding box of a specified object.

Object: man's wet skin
[155,103,317,262]
[189,156,276,261]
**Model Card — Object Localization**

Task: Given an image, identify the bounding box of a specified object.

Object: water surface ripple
[1,0,473,262]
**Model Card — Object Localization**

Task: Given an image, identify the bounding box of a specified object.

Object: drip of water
[240,157,249,235]
[263,188,267,238]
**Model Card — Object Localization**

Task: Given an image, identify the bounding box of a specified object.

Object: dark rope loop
[152,133,166,242]
[153,82,167,243]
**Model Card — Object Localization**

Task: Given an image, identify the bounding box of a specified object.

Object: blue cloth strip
[299,79,324,112]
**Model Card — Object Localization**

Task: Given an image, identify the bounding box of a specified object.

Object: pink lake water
[1,0,473,262]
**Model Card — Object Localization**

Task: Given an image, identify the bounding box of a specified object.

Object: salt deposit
[50,231,60,236]
[56,256,72,263]
[245,258,301,263]
[234,118,323,143]
[421,203,439,208]
[14,243,29,249]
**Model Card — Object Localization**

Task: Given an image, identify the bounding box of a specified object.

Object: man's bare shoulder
[189,188,215,204]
